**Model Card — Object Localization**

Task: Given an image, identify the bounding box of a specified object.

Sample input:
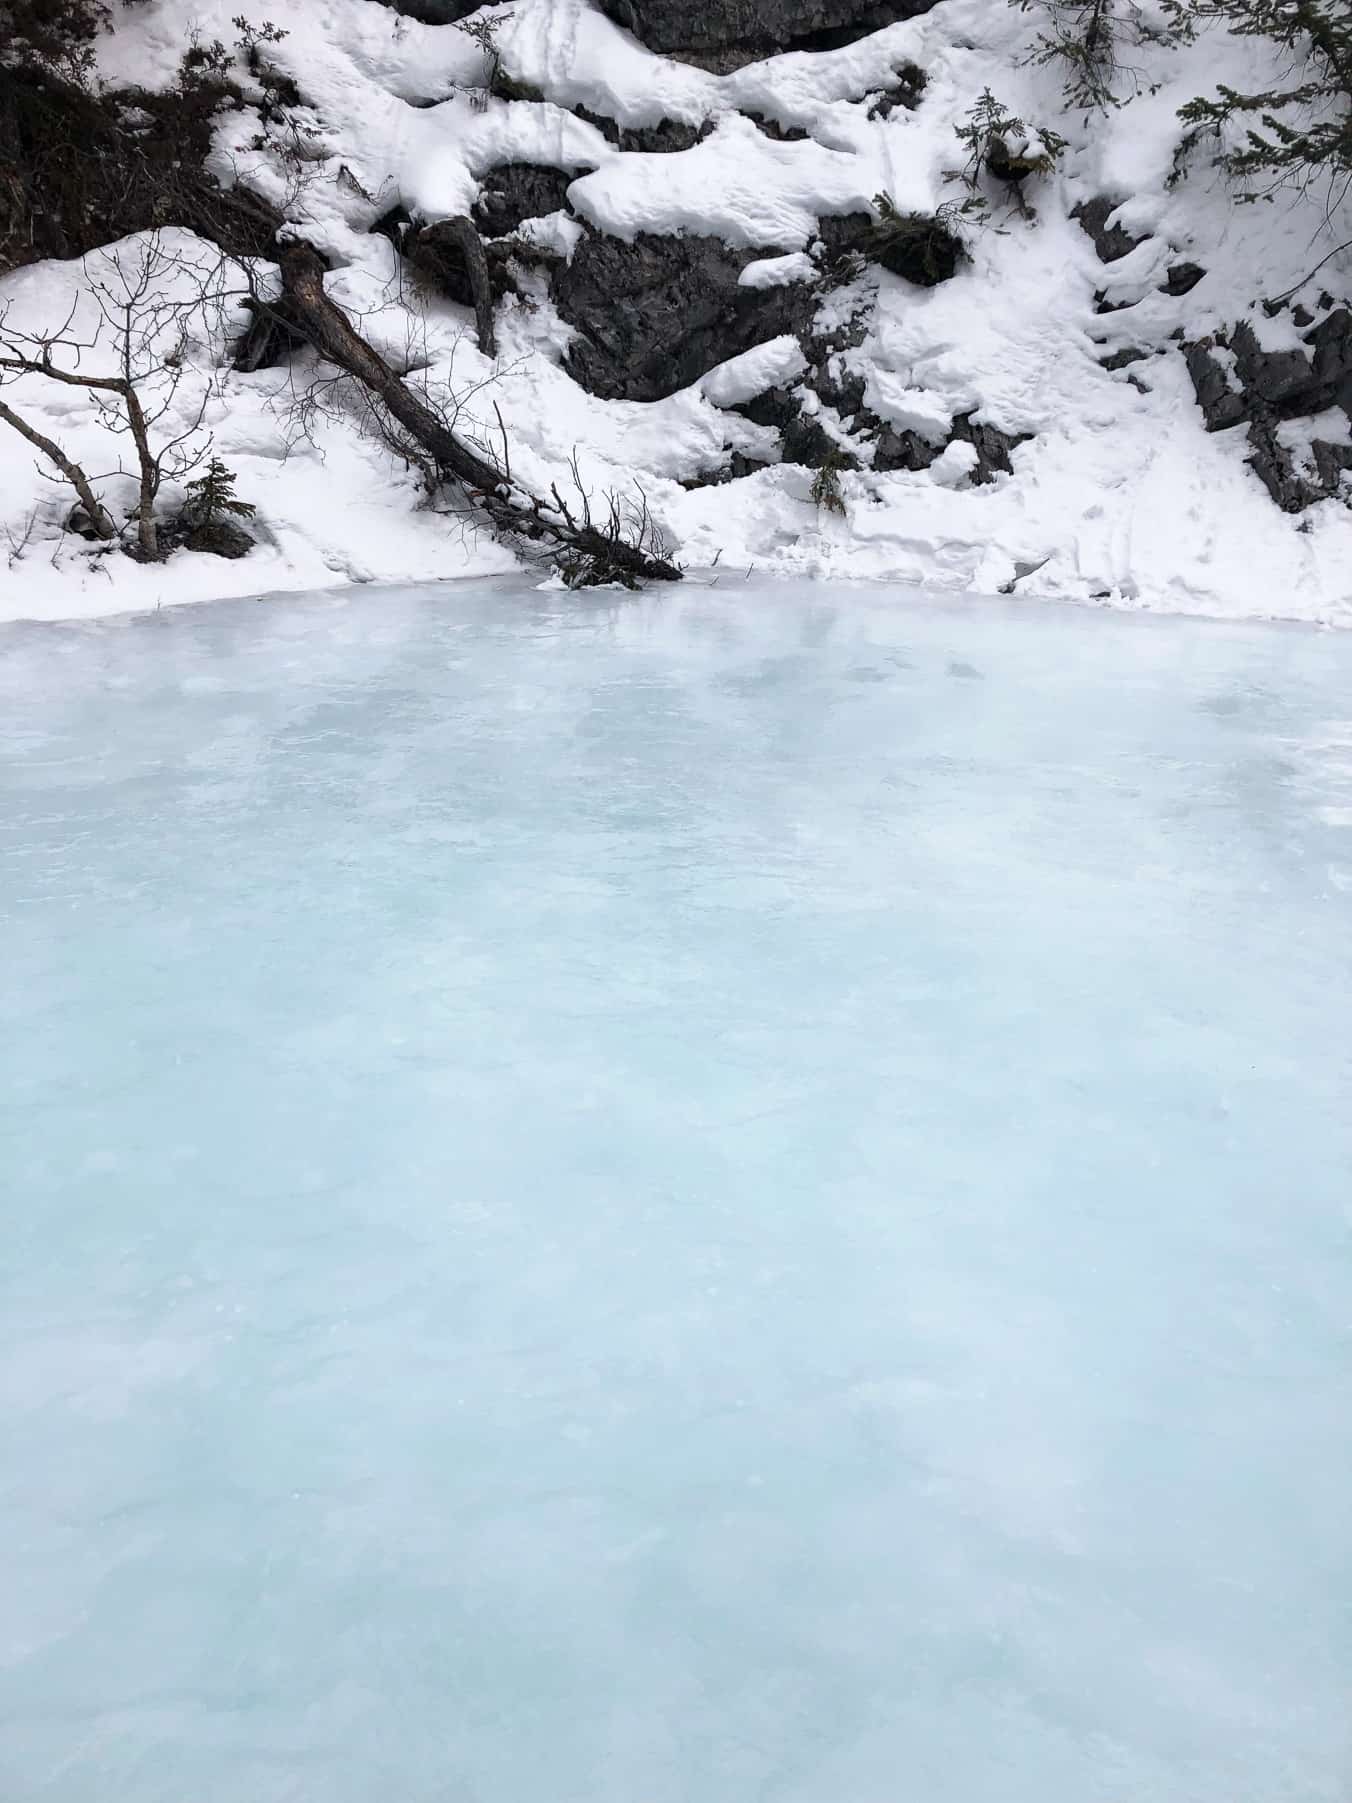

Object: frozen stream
[2,580,1350,1803]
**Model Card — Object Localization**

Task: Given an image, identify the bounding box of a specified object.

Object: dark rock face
[815,212,875,265]
[1099,345,1151,371]
[1162,261,1205,297]
[735,385,856,467]
[869,424,936,472]
[683,451,775,488]
[1184,307,1352,508]
[595,0,941,67]
[1183,343,1246,432]
[708,286,1024,487]
[1201,313,1352,423]
[373,0,488,20]
[574,107,713,153]
[1072,197,1147,264]
[1228,320,1325,415]
[873,412,1026,482]
[1304,307,1352,414]
[745,111,811,143]
[374,207,516,305]
[1242,418,1316,512]
[727,317,1025,486]
[950,413,1026,479]
[471,163,578,239]
[553,229,817,402]
[1183,315,1352,432]
[1312,437,1352,488]
[549,206,985,483]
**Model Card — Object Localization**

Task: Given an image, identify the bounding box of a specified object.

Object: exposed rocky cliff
[2,0,1352,620]
[595,0,940,65]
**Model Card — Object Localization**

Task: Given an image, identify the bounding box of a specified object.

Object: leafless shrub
[0,231,240,557]
[3,502,42,565]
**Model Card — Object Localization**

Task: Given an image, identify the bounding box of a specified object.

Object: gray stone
[1313,437,1352,490]
[1161,261,1205,296]
[1245,420,1352,512]
[872,411,1023,482]
[1072,197,1147,264]
[1245,418,1321,513]
[1094,289,1145,316]
[744,390,856,469]
[1183,343,1247,431]
[1183,311,1352,509]
[1304,307,1352,415]
[1229,320,1324,417]
[949,412,1024,480]
[1098,346,1150,371]
[872,424,941,472]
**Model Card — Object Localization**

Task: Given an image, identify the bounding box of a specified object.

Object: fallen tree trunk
[264,238,680,586]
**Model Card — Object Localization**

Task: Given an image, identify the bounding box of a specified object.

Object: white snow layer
[1,0,1351,622]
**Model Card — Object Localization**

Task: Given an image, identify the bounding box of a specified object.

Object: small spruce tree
[950,89,1068,219]
[1174,0,1352,198]
[810,448,848,516]
[183,458,256,526]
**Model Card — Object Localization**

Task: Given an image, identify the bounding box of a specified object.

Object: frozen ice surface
[1,581,1350,1803]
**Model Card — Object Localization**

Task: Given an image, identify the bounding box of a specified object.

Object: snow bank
[1,0,1351,625]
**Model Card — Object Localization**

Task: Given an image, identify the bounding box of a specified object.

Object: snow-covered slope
[3,0,1352,622]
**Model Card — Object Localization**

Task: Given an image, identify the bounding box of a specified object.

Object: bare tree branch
[0,398,116,537]
[420,216,497,358]
[0,230,238,556]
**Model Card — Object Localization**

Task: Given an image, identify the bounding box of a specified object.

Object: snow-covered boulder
[595,0,940,65]
[376,0,485,21]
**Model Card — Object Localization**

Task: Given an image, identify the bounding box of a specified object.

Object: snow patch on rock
[1,0,1352,623]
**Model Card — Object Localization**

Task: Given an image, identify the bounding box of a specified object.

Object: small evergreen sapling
[810,447,848,516]
[183,458,256,526]
[1174,0,1352,200]
[950,89,1068,219]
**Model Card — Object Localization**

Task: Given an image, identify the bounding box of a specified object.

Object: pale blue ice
[1,581,1350,1803]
